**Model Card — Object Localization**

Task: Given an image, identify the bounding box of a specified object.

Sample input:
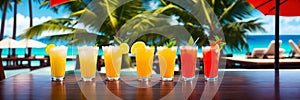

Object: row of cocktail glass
[48,43,219,82]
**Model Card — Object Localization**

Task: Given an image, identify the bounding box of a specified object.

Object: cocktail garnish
[166,38,176,48]
[131,41,146,54]
[209,36,226,50]
[45,44,56,54]
[119,43,129,54]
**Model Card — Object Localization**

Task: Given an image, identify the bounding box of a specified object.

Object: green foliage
[0,0,22,11]
[23,0,265,52]
[209,35,226,50]
[113,36,129,45]
[22,18,76,39]
[166,38,176,48]
[188,37,195,46]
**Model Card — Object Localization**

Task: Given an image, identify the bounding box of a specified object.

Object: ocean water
[1,35,299,57]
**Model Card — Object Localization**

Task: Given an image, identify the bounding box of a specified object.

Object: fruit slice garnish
[209,36,226,50]
[130,41,146,54]
[119,43,129,54]
[45,44,56,54]
[211,44,220,50]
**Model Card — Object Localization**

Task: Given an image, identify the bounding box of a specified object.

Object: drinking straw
[193,37,200,46]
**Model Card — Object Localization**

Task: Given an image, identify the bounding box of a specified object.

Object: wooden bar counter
[1,69,300,100]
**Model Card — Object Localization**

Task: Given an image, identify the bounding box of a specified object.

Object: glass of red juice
[202,46,220,81]
[180,46,198,81]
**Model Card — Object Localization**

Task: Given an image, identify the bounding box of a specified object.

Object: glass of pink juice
[180,46,198,81]
[202,46,220,81]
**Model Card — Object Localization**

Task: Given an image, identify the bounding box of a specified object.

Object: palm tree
[24,0,144,46]
[12,0,22,57]
[0,0,13,80]
[23,0,265,50]
[23,0,145,69]
[0,0,12,40]
[26,0,264,50]
[148,0,265,51]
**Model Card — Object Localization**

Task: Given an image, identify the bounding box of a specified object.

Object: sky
[0,0,300,38]
[0,1,67,38]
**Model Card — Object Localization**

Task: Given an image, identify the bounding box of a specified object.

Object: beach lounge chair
[288,39,300,58]
[263,40,285,58]
[248,48,266,58]
[248,40,285,58]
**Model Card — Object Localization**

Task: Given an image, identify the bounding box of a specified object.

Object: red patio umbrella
[246,0,300,70]
[247,0,300,16]
[50,0,71,8]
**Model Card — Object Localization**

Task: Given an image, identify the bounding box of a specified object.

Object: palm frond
[48,29,99,46]
[16,0,22,4]
[69,9,85,17]
[96,35,111,47]
[23,23,74,39]
[146,2,207,46]
[48,33,74,42]
[81,0,143,33]
[117,14,171,43]
[223,19,265,51]
[218,0,254,23]
[44,18,76,26]
[0,0,12,11]
[22,18,78,39]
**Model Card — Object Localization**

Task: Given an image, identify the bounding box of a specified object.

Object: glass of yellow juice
[102,46,123,80]
[135,46,154,81]
[78,46,99,81]
[49,46,68,81]
[157,46,177,81]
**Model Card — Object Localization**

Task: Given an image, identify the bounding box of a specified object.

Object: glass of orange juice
[78,46,99,81]
[102,43,129,81]
[157,46,177,81]
[131,42,154,81]
[48,45,68,81]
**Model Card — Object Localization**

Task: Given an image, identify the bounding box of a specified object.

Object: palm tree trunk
[0,0,9,80]
[29,0,32,27]
[12,0,18,57]
[27,0,33,66]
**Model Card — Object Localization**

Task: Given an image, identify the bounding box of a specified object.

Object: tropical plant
[23,0,265,51]
[207,0,266,51]
[150,0,265,51]
[23,0,144,46]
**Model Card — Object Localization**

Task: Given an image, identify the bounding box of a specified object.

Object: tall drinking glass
[49,46,68,81]
[136,47,154,81]
[202,46,220,81]
[78,46,99,81]
[157,46,177,81]
[102,46,123,80]
[180,46,198,81]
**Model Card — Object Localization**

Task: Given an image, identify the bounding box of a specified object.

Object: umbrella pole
[275,0,280,70]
